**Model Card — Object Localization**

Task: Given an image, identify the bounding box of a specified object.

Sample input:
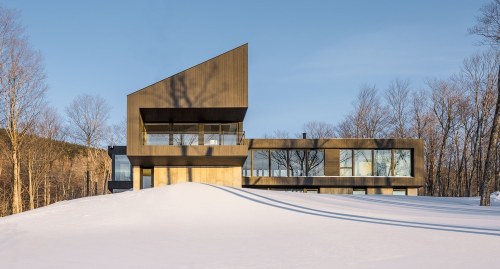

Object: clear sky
[2,0,489,138]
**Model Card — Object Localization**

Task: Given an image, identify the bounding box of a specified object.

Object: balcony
[141,131,246,146]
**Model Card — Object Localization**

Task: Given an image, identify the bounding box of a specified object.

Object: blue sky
[3,0,488,138]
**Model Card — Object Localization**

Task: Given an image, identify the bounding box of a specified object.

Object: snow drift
[0,183,499,269]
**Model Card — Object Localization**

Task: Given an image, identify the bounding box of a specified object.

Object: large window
[253,150,269,176]
[221,123,238,145]
[144,124,169,145]
[114,155,131,181]
[172,124,198,145]
[141,168,153,189]
[393,188,407,195]
[271,150,288,177]
[342,149,412,177]
[394,150,411,176]
[242,152,251,177]
[374,150,391,176]
[340,150,353,176]
[204,124,220,145]
[143,122,241,146]
[354,150,372,176]
[307,150,324,176]
[353,188,367,195]
[289,150,306,176]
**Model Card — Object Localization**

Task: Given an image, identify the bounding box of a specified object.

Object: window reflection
[289,150,306,176]
[354,150,372,176]
[394,150,411,176]
[221,123,238,145]
[142,168,153,189]
[340,150,353,176]
[253,150,269,176]
[172,124,198,145]
[374,150,391,176]
[307,150,324,176]
[114,155,130,181]
[243,152,251,177]
[204,124,220,145]
[271,150,288,177]
[144,124,169,145]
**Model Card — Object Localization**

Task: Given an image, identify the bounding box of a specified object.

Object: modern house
[108,44,424,195]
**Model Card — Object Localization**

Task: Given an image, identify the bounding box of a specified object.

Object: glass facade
[114,155,131,181]
[204,124,220,145]
[143,122,241,146]
[354,150,372,176]
[393,189,407,195]
[340,150,353,176]
[394,150,411,176]
[353,188,367,195]
[142,168,153,189]
[172,124,198,145]
[221,123,238,145]
[242,148,412,178]
[144,124,169,145]
[253,150,269,176]
[242,152,251,177]
[374,150,392,176]
[307,150,324,176]
[289,150,306,176]
[271,150,288,177]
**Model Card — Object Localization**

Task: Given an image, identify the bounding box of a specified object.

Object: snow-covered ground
[0,183,499,269]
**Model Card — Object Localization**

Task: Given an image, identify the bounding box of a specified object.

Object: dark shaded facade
[108,44,424,195]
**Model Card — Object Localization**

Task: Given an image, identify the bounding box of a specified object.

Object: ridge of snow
[0,183,499,269]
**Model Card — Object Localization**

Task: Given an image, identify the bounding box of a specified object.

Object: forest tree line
[0,7,123,216]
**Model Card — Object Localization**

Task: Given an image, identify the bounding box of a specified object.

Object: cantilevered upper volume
[126,44,249,170]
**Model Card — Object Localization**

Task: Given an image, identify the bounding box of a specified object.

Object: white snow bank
[492,191,500,201]
[0,183,499,269]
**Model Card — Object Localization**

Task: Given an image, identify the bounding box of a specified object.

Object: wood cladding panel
[367,188,393,195]
[407,188,418,196]
[132,166,141,191]
[320,188,353,195]
[158,167,241,187]
[245,138,423,150]
[324,149,339,176]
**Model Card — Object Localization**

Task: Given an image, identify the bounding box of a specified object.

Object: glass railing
[142,131,245,146]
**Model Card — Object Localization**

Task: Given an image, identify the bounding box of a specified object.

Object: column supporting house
[133,166,141,190]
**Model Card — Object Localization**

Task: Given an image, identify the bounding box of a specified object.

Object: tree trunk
[28,151,34,210]
[11,146,22,214]
[86,146,91,196]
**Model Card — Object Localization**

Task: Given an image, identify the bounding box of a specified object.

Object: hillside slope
[0,183,499,269]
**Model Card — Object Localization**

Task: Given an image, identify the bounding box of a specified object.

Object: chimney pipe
[302,132,307,139]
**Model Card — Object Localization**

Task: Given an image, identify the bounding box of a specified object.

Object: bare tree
[107,117,126,146]
[0,7,47,214]
[469,0,500,48]
[336,85,388,138]
[385,78,411,138]
[469,0,500,205]
[264,130,290,139]
[300,121,335,138]
[480,65,500,205]
[409,90,430,139]
[65,94,110,196]
[429,79,461,196]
